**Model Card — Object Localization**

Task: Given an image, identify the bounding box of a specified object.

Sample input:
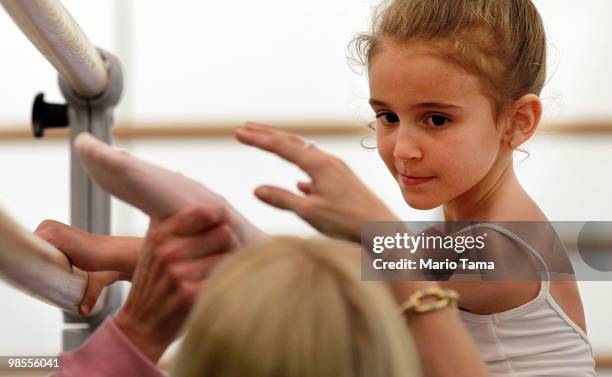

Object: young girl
[234,0,596,375]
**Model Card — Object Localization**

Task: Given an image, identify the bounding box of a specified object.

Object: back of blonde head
[170,236,421,377]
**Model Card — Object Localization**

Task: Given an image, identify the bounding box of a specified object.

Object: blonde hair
[170,236,421,377]
[353,0,547,115]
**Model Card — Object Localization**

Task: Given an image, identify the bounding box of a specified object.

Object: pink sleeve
[52,317,166,377]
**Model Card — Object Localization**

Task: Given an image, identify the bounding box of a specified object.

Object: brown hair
[170,236,422,377]
[352,0,547,115]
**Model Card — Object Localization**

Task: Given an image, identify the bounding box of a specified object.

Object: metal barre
[0,0,122,350]
[1,0,108,98]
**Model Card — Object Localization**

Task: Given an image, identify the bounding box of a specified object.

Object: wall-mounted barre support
[0,0,124,351]
[58,49,124,352]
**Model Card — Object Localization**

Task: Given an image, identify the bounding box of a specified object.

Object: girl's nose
[393,125,423,161]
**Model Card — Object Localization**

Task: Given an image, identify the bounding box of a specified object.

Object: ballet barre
[0,209,88,312]
[1,0,123,351]
[0,0,108,98]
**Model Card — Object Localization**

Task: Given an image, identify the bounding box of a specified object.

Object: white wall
[533,0,612,122]
[1,1,612,126]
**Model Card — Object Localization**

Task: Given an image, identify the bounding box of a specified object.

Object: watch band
[399,287,460,315]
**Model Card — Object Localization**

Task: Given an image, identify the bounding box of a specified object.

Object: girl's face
[369,40,507,211]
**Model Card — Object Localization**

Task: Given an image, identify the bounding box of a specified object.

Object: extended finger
[235,123,327,176]
[255,185,305,214]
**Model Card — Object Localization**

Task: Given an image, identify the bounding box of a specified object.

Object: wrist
[352,208,399,243]
[113,309,168,363]
[389,281,441,305]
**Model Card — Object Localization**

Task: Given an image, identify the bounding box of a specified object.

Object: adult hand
[235,122,397,242]
[35,220,140,316]
[113,203,239,362]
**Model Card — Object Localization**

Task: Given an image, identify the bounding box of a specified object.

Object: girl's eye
[425,115,450,128]
[376,112,400,126]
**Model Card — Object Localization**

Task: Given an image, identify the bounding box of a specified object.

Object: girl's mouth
[399,174,434,187]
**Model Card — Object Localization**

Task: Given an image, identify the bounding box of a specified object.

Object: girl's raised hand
[234,122,397,242]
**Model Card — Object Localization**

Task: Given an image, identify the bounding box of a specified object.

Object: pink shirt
[52,317,166,377]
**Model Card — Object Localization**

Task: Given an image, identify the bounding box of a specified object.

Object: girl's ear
[504,94,542,149]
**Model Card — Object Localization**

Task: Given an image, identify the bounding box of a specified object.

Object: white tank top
[456,223,596,377]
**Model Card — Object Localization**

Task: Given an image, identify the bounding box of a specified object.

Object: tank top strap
[453,222,551,289]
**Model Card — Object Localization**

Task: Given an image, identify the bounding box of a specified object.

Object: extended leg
[74,132,267,245]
